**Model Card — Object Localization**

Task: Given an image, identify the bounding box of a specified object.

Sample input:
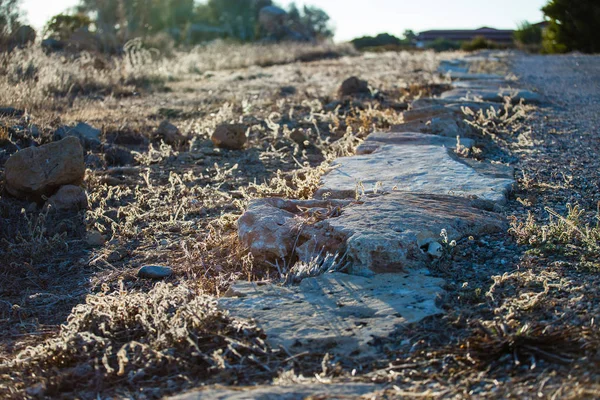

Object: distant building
[416,27,514,48]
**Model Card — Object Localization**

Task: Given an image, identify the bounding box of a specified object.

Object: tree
[300,5,332,39]
[514,22,542,45]
[0,0,21,38]
[541,0,600,53]
[44,13,92,40]
[403,29,416,43]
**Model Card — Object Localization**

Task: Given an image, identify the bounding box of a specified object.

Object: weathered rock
[315,145,514,203]
[323,192,506,275]
[238,198,351,261]
[410,98,503,113]
[5,136,85,200]
[440,88,543,104]
[211,124,247,150]
[45,185,88,211]
[104,145,135,166]
[54,122,102,150]
[289,129,308,145]
[356,131,473,155]
[338,76,370,97]
[219,270,444,357]
[138,265,173,279]
[84,153,104,169]
[171,383,382,400]
[86,230,106,247]
[155,120,187,147]
[402,105,457,123]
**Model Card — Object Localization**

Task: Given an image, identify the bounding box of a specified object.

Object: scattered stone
[138,265,173,279]
[45,185,88,211]
[219,270,444,357]
[84,153,104,169]
[279,86,297,96]
[155,120,187,147]
[338,76,370,97]
[315,144,514,203]
[86,230,105,247]
[289,128,308,145]
[427,241,443,257]
[54,122,102,150]
[4,136,85,200]
[105,130,148,146]
[104,145,135,166]
[211,124,247,150]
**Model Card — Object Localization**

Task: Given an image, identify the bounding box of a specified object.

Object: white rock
[315,145,514,204]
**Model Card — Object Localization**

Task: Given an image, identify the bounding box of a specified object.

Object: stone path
[174,52,543,398]
[223,53,532,355]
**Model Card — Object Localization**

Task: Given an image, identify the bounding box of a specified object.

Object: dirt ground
[1,46,600,399]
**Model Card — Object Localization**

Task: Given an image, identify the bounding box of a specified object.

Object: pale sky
[21,0,547,41]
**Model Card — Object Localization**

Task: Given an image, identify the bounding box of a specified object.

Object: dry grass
[0,44,446,397]
[0,282,274,399]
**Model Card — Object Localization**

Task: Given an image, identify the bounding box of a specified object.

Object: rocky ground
[1,46,599,399]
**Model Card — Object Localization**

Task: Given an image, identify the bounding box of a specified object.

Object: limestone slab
[322,192,506,275]
[356,131,473,155]
[444,72,505,81]
[171,383,382,400]
[219,270,445,357]
[440,88,543,104]
[315,145,513,203]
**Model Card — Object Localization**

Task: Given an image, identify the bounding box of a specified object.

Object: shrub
[461,36,499,52]
[426,38,461,52]
[542,0,600,53]
[351,33,402,50]
[514,22,543,45]
[44,13,92,41]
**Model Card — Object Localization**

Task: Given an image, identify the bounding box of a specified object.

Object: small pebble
[138,265,173,279]
[86,230,106,247]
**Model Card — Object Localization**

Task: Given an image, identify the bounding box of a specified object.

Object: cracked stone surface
[170,383,382,400]
[218,270,445,358]
[315,145,514,203]
[321,192,506,275]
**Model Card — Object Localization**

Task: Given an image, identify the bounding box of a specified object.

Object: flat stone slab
[315,145,514,203]
[322,192,506,275]
[451,80,516,90]
[410,98,503,113]
[356,131,474,155]
[218,270,444,358]
[444,72,505,81]
[170,383,382,400]
[440,88,543,104]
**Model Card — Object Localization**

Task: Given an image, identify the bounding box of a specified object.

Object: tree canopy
[541,0,600,53]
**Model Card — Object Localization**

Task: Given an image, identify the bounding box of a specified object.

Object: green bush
[542,0,600,53]
[426,38,460,52]
[461,36,499,52]
[44,13,92,41]
[514,22,542,45]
